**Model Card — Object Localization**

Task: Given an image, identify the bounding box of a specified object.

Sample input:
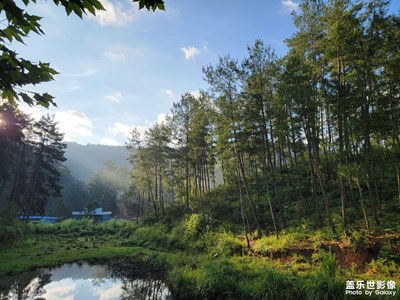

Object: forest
[127,0,400,238]
[0,107,130,220]
[0,0,399,299]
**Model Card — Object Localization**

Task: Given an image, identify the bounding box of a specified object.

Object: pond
[0,261,175,300]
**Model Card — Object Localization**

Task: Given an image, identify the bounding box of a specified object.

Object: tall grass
[304,249,344,299]
[168,255,306,299]
[30,218,138,237]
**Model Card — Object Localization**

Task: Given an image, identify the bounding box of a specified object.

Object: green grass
[0,234,151,277]
[0,218,399,299]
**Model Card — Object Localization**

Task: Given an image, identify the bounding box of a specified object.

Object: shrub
[253,234,291,255]
[378,242,400,263]
[57,218,93,234]
[182,213,203,241]
[131,224,170,249]
[169,214,206,250]
[313,249,340,278]
[348,229,366,250]
[0,210,27,245]
[303,249,343,299]
[367,258,399,277]
[208,231,245,256]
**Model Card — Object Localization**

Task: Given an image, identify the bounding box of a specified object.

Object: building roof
[72,207,112,216]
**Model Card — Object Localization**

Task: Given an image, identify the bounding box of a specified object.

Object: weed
[313,249,340,278]
[303,274,344,300]
[348,228,366,250]
[208,231,245,256]
[367,258,399,277]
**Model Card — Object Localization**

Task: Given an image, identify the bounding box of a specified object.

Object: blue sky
[17,0,399,145]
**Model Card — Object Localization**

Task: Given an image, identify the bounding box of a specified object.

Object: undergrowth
[0,215,399,299]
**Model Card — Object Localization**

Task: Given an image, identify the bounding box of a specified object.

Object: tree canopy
[0,0,165,107]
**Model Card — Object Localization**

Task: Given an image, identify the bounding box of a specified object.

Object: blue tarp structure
[18,216,58,224]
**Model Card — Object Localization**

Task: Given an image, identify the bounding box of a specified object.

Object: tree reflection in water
[0,269,52,300]
[0,261,174,300]
[121,278,171,300]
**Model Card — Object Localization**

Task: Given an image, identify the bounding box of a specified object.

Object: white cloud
[100,137,121,146]
[87,0,137,27]
[131,125,148,139]
[156,112,170,125]
[180,46,200,60]
[180,42,208,60]
[54,110,93,142]
[93,282,123,300]
[105,113,170,145]
[109,122,134,138]
[19,104,45,120]
[41,279,76,300]
[105,92,123,103]
[189,90,201,99]
[165,89,175,99]
[279,0,299,15]
[99,285,123,300]
[108,122,148,142]
[69,69,97,78]
[103,51,126,62]
[18,106,94,143]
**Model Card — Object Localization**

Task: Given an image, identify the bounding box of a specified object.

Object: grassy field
[0,218,399,299]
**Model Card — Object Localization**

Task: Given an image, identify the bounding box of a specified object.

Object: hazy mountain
[63,142,131,182]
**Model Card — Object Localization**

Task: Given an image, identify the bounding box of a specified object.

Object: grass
[0,234,151,277]
[0,217,399,299]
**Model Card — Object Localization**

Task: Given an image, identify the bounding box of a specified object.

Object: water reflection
[0,262,174,300]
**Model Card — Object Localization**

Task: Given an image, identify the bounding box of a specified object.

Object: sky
[15,0,399,146]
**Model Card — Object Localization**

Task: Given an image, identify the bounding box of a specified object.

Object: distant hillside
[63,142,131,182]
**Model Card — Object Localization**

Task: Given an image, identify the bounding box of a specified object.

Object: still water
[0,261,174,300]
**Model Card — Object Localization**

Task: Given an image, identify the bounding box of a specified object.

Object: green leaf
[2,90,16,103]
[19,92,34,106]
[134,0,165,11]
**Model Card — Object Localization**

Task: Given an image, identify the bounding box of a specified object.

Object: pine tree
[21,115,66,218]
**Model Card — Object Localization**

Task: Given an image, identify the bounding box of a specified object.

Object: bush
[131,224,170,249]
[0,225,24,245]
[304,249,343,299]
[0,210,27,245]
[57,218,93,234]
[348,228,366,250]
[253,234,291,255]
[314,249,339,278]
[208,231,245,256]
[168,214,206,251]
[367,258,399,277]
[182,213,203,241]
